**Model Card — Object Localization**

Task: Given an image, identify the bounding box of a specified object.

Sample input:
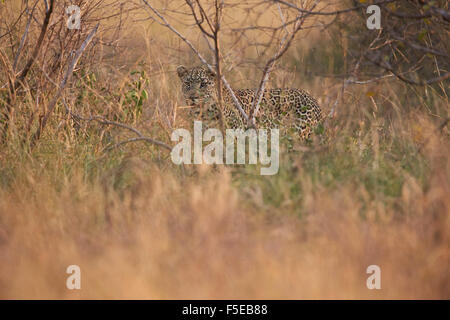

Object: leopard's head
[177,65,216,109]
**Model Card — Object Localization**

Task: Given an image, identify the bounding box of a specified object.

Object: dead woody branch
[141,0,249,124]
[31,23,100,147]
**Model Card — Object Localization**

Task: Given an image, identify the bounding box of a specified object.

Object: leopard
[176,64,323,139]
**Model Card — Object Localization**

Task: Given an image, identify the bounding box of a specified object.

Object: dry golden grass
[0,138,449,299]
[0,0,449,299]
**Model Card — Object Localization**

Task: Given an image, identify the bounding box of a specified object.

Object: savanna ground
[0,0,449,299]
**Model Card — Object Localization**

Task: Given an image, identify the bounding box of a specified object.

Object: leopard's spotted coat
[177,65,323,139]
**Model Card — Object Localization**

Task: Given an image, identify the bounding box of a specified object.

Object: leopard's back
[224,88,323,138]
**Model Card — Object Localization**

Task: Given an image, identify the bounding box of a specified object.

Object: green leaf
[141,89,148,100]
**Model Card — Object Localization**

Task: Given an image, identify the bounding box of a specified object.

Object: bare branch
[14,0,55,89]
[275,0,398,16]
[140,0,249,123]
[249,1,317,126]
[366,53,450,86]
[31,23,100,147]
[95,118,172,152]
[62,100,172,152]
[13,1,39,72]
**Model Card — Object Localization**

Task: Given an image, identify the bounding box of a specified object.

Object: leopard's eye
[200,82,207,88]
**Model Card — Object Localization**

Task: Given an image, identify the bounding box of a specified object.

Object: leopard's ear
[176,65,188,78]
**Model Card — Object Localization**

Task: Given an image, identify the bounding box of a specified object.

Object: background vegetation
[0,0,448,298]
